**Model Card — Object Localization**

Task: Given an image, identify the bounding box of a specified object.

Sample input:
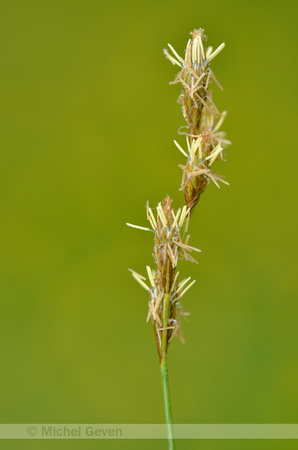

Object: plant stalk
[160,356,175,449]
[160,261,175,449]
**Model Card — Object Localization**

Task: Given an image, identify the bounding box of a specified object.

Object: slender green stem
[160,356,175,449]
[160,261,175,449]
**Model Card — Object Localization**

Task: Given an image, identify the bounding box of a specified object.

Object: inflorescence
[127,28,230,360]
[164,28,231,213]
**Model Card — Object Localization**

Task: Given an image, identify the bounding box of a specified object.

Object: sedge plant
[127,28,230,449]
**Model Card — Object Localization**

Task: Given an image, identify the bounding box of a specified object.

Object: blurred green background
[0,0,297,449]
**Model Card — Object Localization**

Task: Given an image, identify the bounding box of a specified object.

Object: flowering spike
[166,28,230,214]
[128,28,230,363]
[128,195,200,354]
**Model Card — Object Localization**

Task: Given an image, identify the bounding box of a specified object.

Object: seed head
[127,196,200,358]
[165,29,231,214]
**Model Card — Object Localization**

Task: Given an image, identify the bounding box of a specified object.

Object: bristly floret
[164,28,225,136]
[164,28,231,214]
[127,195,200,356]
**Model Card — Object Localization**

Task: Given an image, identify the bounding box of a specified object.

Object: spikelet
[165,29,231,213]
[127,196,199,359]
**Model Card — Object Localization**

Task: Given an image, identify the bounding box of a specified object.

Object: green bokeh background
[0,1,297,449]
